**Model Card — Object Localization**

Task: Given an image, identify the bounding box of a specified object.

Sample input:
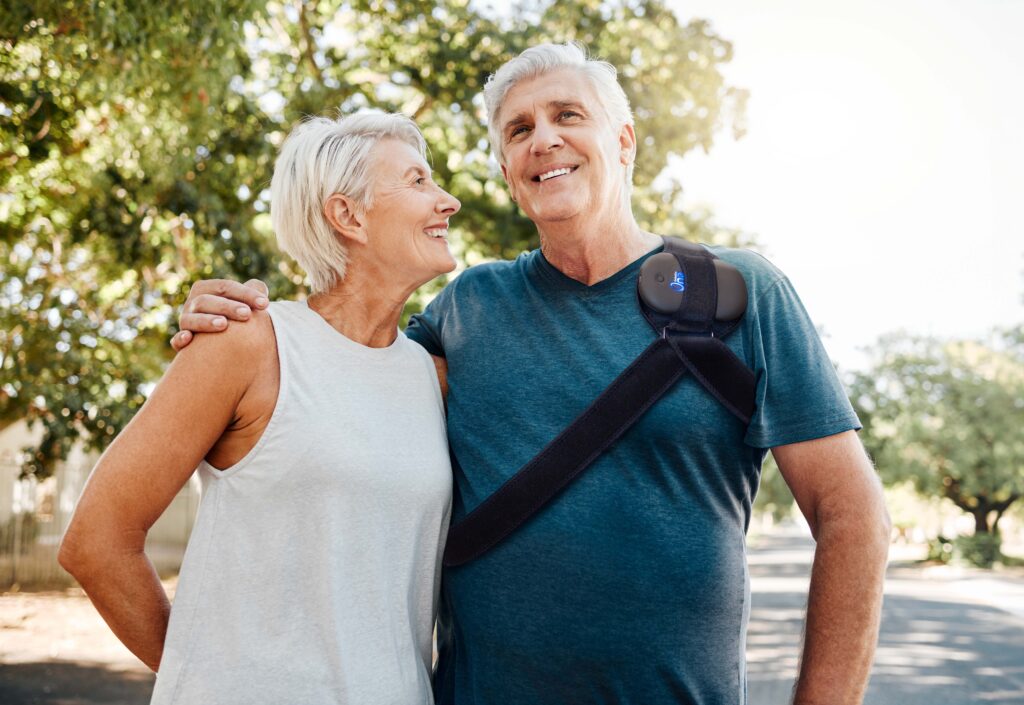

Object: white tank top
[151,300,452,705]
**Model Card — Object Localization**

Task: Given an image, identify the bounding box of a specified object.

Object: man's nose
[531,118,563,154]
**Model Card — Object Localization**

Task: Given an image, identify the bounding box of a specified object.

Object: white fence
[0,459,200,589]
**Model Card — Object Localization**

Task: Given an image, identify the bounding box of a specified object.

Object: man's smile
[532,165,579,182]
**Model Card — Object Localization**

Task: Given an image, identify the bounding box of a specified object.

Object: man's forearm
[792,513,889,704]
[64,549,171,671]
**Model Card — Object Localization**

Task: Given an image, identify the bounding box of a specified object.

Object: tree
[2,0,751,478]
[850,333,1024,546]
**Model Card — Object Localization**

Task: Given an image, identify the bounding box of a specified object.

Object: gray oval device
[713,260,747,320]
[639,253,748,321]
[638,253,684,314]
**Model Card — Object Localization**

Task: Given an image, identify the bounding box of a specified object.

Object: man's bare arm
[431,354,449,401]
[772,430,891,705]
[171,278,269,351]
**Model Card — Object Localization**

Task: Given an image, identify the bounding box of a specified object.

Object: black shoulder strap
[645,237,756,422]
[442,237,757,568]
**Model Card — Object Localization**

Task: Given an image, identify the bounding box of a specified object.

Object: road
[2,529,1024,704]
[748,527,1024,704]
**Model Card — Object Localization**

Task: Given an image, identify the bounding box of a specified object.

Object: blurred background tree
[1,0,752,477]
[851,331,1024,566]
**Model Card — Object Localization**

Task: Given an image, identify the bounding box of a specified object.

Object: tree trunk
[991,495,1021,535]
[973,509,991,534]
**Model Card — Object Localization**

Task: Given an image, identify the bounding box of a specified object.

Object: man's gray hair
[270,111,426,293]
[483,42,635,186]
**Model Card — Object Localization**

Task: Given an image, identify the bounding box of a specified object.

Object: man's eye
[559,110,580,120]
[510,125,530,138]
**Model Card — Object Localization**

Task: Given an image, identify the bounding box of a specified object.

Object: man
[175,43,890,704]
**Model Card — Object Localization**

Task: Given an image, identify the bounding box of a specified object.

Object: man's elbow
[858,474,892,550]
[876,499,893,545]
[843,491,891,559]
[816,476,891,555]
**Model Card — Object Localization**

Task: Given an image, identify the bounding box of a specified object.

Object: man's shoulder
[703,245,784,282]
[415,254,532,330]
[700,245,789,306]
[446,251,535,294]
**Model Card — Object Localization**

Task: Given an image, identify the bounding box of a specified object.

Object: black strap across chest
[442,237,757,568]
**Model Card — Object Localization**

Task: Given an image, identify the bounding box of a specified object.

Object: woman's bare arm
[58,318,270,670]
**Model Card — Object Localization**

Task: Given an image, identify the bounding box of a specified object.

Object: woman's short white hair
[483,42,635,188]
[270,111,426,293]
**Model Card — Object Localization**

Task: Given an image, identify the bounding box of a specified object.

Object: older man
[175,43,889,704]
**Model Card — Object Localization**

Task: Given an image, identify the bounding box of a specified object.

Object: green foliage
[954,532,1002,569]
[925,535,954,564]
[2,0,752,477]
[923,534,1002,568]
[850,332,1024,543]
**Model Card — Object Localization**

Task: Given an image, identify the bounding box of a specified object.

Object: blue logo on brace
[669,271,686,292]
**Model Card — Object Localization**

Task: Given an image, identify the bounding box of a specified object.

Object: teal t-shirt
[406,243,860,705]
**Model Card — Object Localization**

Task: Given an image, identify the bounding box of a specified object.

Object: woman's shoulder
[179,308,278,377]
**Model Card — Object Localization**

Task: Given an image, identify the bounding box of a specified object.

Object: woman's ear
[324,194,367,245]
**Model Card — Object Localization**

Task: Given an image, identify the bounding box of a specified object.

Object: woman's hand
[172,278,270,351]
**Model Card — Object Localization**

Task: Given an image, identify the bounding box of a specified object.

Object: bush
[926,535,955,564]
[955,533,1002,568]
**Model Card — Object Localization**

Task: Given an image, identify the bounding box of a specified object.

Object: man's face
[497,69,635,228]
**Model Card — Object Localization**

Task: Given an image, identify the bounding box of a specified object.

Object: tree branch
[297,0,325,85]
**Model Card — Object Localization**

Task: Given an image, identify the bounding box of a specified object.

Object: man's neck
[538,212,661,285]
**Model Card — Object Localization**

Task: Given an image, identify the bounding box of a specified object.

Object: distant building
[0,420,199,589]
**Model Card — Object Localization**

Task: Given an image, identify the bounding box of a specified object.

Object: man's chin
[522,202,584,226]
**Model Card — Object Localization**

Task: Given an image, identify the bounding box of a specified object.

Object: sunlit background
[670,0,1024,370]
[2,3,1024,702]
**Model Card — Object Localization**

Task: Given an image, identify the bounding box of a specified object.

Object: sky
[665,0,1024,370]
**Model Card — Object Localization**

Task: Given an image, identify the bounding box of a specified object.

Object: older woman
[58,112,459,704]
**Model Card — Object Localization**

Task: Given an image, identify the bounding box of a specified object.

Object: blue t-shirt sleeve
[405,285,451,357]
[743,276,861,449]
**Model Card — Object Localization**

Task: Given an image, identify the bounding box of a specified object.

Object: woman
[58,112,460,704]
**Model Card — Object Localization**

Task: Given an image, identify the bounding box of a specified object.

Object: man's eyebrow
[503,100,588,134]
[551,100,586,112]
[503,112,530,134]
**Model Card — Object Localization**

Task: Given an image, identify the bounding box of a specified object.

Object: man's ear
[324,193,367,245]
[618,123,637,168]
[500,162,517,203]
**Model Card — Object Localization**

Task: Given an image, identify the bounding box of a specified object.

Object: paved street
[3,529,1024,704]
[747,527,1024,704]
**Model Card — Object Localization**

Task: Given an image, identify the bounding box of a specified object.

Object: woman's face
[359,139,460,288]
